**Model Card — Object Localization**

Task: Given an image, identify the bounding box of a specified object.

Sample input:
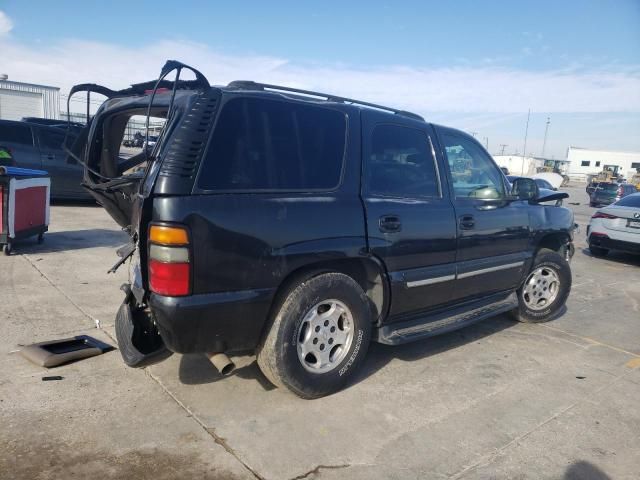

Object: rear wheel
[510,248,571,323]
[257,273,372,399]
[3,242,12,256]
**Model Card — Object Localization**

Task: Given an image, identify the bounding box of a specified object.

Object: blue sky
[1,0,639,158]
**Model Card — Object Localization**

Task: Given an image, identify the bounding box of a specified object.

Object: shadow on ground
[177,314,524,393]
[564,460,611,480]
[580,247,640,267]
[352,314,519,387]
[179,354,277,391]
[16,229,128,253]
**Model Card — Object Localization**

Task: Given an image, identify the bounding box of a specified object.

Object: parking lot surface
[1,184,639,480]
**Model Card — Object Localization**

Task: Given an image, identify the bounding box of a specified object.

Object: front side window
[198,97,346,191]
[367,124,439,198]
[0,123,33,146]
[442,134,504,199]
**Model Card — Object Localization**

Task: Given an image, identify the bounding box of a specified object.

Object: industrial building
[0,75,60,121]
[566,146,640,181]
[493,155,570,176]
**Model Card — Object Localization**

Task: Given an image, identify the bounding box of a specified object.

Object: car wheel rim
[296,299,354,374]
[522,266,561,311]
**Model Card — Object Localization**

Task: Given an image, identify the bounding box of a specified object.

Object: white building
[493,155,570,177]
[566,146,640,181]
[0,75,60,121]
[493,155,540,176]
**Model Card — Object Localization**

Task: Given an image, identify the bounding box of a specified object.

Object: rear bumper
[589,234,640,254]
[149,288,276,354]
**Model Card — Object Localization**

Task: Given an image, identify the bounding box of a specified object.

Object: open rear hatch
[65,61,211,366]
[65,60,211,234]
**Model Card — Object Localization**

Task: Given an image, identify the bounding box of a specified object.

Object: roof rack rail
[227,80,424,121]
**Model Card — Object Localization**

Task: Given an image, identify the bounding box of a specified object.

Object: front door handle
[459,214,475,230]
[379,215,402,233]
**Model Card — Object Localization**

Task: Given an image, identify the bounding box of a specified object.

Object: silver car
[587,192,640,257]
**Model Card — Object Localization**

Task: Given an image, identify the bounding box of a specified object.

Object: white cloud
[0,11,13,36]
[0,35,638,117]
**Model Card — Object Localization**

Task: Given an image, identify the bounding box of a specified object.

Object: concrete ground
[1,185,639,480]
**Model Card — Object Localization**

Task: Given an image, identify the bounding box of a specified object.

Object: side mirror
[511,177,539,201]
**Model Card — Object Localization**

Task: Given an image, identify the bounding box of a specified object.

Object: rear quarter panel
[151,192,367,295]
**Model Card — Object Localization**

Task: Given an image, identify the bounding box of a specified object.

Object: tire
[115,296,173,368]
[37,233,44,244]
[510,248,571,323]
[589,244,609,257]
[257,272,372,399]
[3,242,12,256]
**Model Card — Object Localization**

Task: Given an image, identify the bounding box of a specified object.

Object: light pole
[499,144,508,155]
[541,116,551,158]
[521,109,531,175]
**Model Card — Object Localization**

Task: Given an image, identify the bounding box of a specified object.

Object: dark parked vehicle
[589,182,637,207]
[74,61,575,398]
[507,175,556,191]
[0,119,89,199]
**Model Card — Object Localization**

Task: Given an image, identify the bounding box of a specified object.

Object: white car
[587,192,640,257]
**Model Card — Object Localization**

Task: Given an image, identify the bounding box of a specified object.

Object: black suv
[74,61,575,398]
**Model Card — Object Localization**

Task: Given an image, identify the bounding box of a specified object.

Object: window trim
[193,95,349,194]
[364,122,443,200]
[440,132,506,201]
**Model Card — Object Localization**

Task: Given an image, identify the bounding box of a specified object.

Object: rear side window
[198,97,346,191]
[367,124,439,198]
[615,194,640,207]
[0,123,33,146]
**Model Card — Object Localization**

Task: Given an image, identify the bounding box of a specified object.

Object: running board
[374,292,518,345]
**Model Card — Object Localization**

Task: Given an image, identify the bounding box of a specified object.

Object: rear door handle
[379,215,402,233]
[459,214,475,230]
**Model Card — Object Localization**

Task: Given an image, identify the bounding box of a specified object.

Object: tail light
[591,212,618,219]
[148,225,190,296]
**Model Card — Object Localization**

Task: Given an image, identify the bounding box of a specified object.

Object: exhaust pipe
[207,353,236,376]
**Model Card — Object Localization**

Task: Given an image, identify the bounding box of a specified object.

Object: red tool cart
[0,166,50,255]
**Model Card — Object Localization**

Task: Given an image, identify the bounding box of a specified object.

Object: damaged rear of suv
[72,61,574,398]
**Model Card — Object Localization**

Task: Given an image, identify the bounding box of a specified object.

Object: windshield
[596,183,617,192]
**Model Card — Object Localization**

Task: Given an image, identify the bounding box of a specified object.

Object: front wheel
[257,273,372,399]
[510,248,571,323]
